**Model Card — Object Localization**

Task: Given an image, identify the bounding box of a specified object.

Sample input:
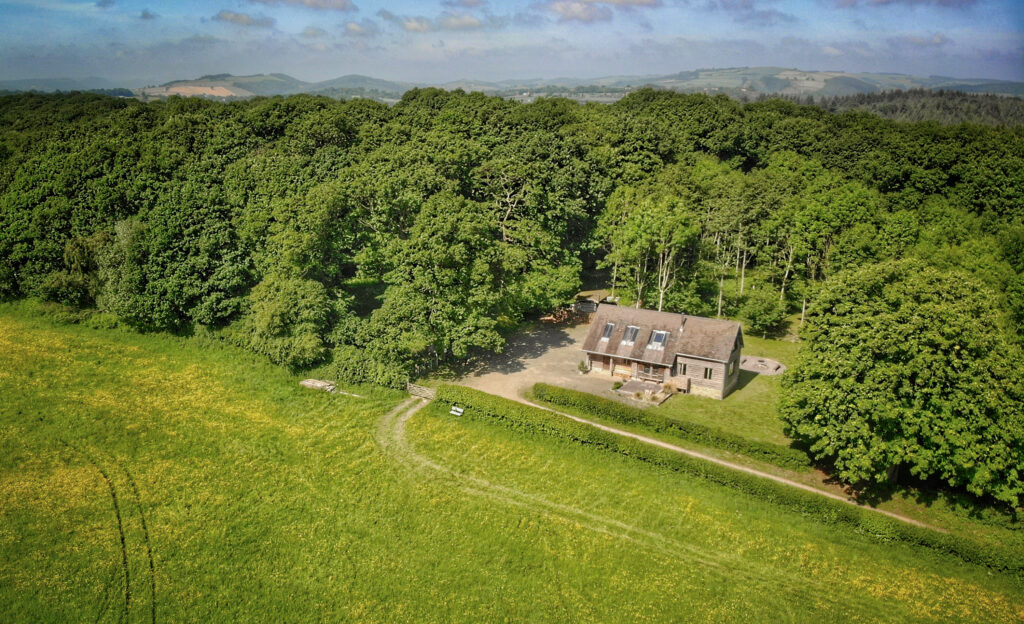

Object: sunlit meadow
[1,306,1021,622]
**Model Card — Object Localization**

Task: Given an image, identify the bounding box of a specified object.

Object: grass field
[651,334,801,446]
[1,306,1022,622]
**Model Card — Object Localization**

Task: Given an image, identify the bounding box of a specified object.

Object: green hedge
[322,344,409,389]
[435,384,1024,575]
[531,383,812,471]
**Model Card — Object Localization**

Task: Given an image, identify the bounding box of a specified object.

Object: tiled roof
[581,304,742,364]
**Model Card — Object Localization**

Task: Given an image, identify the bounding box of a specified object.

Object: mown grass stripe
[531,382,811,471]
[436,384,1024,575]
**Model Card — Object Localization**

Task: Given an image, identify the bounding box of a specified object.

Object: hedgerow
[531,382,812,471]
[322,344,409,389]
[435,384,1024,575]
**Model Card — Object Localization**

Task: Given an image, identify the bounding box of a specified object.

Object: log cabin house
[581,304,743,399]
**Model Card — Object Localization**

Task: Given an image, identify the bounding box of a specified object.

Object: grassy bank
[530,382,812,470]
[1,307,1022,622]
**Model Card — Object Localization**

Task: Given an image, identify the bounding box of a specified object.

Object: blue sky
[0,0,1021,84]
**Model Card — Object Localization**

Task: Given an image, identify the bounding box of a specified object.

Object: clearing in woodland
[1,307,1021,623]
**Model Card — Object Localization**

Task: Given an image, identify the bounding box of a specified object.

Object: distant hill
[137,73,310,100]
[0,76,119,92]
[604,67,1024,99]
[309,74,412,93]
[6,68,1022,104]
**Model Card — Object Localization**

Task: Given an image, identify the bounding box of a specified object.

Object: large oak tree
[781,259,1024,506]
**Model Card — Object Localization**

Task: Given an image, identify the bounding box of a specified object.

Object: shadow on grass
[731,370,758,393]
[818,461,1020,526]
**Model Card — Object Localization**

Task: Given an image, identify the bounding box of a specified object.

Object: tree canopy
[1,90,1021,477]
[780,260,1024,506]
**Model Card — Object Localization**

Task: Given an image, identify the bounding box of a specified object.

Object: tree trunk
[635,259,643,308]
[499,200,515,242]
[716,274,724,319]
[739,248,747,295]
[656,247,677,313]
[779,246,795,301]
[657,250,666,312]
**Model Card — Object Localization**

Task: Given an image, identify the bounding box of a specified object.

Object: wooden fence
[407,383,437,400]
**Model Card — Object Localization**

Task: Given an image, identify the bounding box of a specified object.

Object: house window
[675,362,687,376]
[622,326,640,345]
[648,330,669,350]
[703,367,714,380]
[600,323,614,340]
[728,360,736,375]
[641,364,662,381]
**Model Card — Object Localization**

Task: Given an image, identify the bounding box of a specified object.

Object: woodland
[1,88,1022,506]
[772,89,1024,126]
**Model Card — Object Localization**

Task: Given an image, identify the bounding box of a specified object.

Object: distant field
[1,308,1022,622]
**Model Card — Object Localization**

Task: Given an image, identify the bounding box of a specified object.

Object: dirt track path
[450,322,937,530]
[513,397,941,531]
[373,398,714,563]
[372,398,898,611]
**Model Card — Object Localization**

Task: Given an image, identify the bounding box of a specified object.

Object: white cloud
[248,0,356,10]
[437,12,484,30]
[550,1,613,22]
[213,10,275,28]
[377,9,508,32]
[543,0,662,23]
[836,0,976,7]
[703,0,795,26]
[585,0,659,5]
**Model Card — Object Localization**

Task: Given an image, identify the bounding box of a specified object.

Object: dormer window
[622,326,640,345]
[648,330,669,350]
[600,323,614,340]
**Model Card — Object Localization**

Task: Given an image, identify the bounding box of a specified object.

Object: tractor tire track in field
[60,440,158,624]
[375,399,703,562]
[375,399,885,615]
[61,441,131,624]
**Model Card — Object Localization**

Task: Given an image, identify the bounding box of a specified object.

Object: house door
[639,364,663,382]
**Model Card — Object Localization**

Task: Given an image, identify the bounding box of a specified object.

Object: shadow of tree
[817,461,1019,524]
[452,321,579,377]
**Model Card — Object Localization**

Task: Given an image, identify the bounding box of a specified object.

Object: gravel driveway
[455,320,618,401]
